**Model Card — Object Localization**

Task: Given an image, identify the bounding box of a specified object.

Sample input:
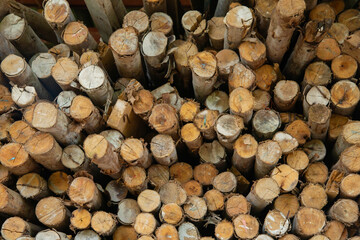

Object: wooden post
[224,6,254,49]
[329,199,359,225]
[233,214,259,239]
[216,49,239,80]
[238,37,266,70]
[252,109,281,140]
[339,173,360,198]
[199,140,226,170]
[16,173,50,200]
[35,197,70,230]
[0,14,48,59]
[78,65,115,107]
[266,0,306,63]
[228,63,256,93]
[229,87,254,124]
[43,0,75,42]
[264,210,290,237]
[48,171,72,196]
[150,134,177,166]
[303,86,330,118]
[1,216,42,240]
[270,164,299,192]
[181,11,208,50]
[254,0,278,37]
[308,104,331,140]
[63,22,97,54]
[208,17,225,50]
[274,194,300,218]
[149,103,179,139]
[273,80,300,112]
[91,211,117,236]
[120,138,152,169]
[232,134,258,175]
[150,12,173,36]
[109,27,144,80]
[51,57,80,91]
[333,121,360,158]
[254,140,282,179]
[68,177,102,210]
[331,55,358,81]
[1,54,52,100]
[215,114,244,149]
[11,85,37,108]
[293,207,326,238]
[70,209,92,231]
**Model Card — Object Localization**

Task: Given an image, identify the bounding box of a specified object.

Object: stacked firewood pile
[0,0,360,239]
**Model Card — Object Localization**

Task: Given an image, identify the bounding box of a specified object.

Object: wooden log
[169,162,193,184]
[0,32,22,61]
[333,122,360,158]
[229,87,254,124]
[286,150,309,173]
[1,55,51,100]
[323,220,348,240]
[48,44,71,60]
[179,101,200,123]
[212,171,237,193]
[150,134,177,166]
[233,214,259,239]
[193,163,218,186]
[137,189,161,213]
[48,171,72,195]
[305,162,328,184]
[91,211,117,236]
[70,208,91,231]
[228,63,256,93]
[255,235,274,240]
[302,61,332,89]
[193,109,219,140]
[300,184,328,209]
[35,197,70,230]
[113,226,137,240]
[339,173,360,199]
[215,114,244,149]
[101,130,123,150]
[184,180,203,197]
[149,103,179,139]
[255,64,277,92]
[181,123,202,152]
[183,196,207,221]
[203,189,224,212]
[148,164,169,189]
[8,120,36,144]
[238,37,266,70]
[43,0,75,42]
[264,210,290,237]
[225,194,251,218]
[279,235,299,240]
[178,222,200,240]
[273,80,300,112]
[0,164,12,186]
[325,169,344,201]
[215,49,239,80]
[134,213,157,235]
[117,199,140,225]
[0,14,48,59]
[316,38,341,62]
[63,22,97,54]
[11,85,37,108]
[252,109,281,140]
[131,89,154,120]
[204,91,229,114]
[338,9,360,32]
[16,173,49,200]
[307,104,331,140]
[285,120,311,145]
[150,12,173,36]
[199,140,226,170]
[274,193,300,218]
[109,27,144,80]
[159,203,184,225]
[302,86,330,118]
[122,166,147,195]
[0,113,12,142]
[75,230,100,240]
[156,224,179,240]
[0,143,39,176]
[303,139,326,162]
[1,216,42,240]
[254,140,282,179]
[207,17,225,51]
[331,55,358,81]
[143,0,166,17]
[189,51,217,102]
[328,199,359,225]
[51,57,79,91]
[214,220,234,240]
[35,229,69,240]
[0,84,14,113]
[61,145,95,173]
[266,0,305,63]
[84,0,120,43]
[24,132,64,170]
[224,6,253,49]
[293,207,326,238]
[159,181,187,205]
[254,0,277,37]
[122,11,149,38]
[246,177,280,213]
[181,11,207,49]
[270,164,298,192]
[83,134,122,178]
[0,184,34,219]
[273,131,299,155]
[341,31,360,64]
[328,114,349,143]
[68,177,102,210]
[232,134,258,175]
[105,180,127,205]
[327,23,349,45]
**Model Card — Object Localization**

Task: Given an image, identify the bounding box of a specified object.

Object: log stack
[0,0,360,239]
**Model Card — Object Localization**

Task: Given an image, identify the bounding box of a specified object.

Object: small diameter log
[181,123,202,152]
[134,213,157,235]
[0,143,39,176]
[233,214,259,239]
[229,87,254,124]
[122,166,147,195]
[24,132,64,171]
[91,211,117,236]
[293,207,326,238]
[148,164,169,189]
[35,197,70,230]
[8,120,36,144]
[228,63,256,93]
[254,140,282,179]
[51,58,79,91]
[212,171,237,193]
[208,17,226,51]
[1,55,51,100]
[149,103,179,139]
[302,86,330,118]
[300,184,327,210]
[304,162,328,185]
[333,122,360,159]
[204,189,224,212]
[331,55,358,81]
[199,141,226,170]
[224,6,253,49]
[270,164,299,192]
[252,109,281,140]
[70,209,92,230]
[329,199,359,226]
[238,37,266,70]
[232,134,258,175]
[0,184,34,219]
[308,104,331,140]
[159,181,187,205]
[0,14,48,59]
[274,80,300,112]
[302,62,331,89]
[109,27,144,80]
[183,196,207,221]
[75,230,101,240]
[266,0,306,63]
[178,222,200,240]
[216,49,239,80]
[181,11,207,49]
[68,177,102,210]
[83,134,122,178]
[225,194,251,218]
[255,64,277,92]
[170,162,193,184]
[113,226,137,240]
[62,22,97,54]
[215,114,244,149]
[160,203,184,225]
[323,220,348,240]
[316,38,341,62]
[205,91,229,114]
[0,84,14,113]
[156,224,179,240]
[132,89,154,120]
[264,210,290,237]
[286,150,309,173]
[273,132,298,155]
[150,12,173,36]
[339,174,360,199]
[48,171,72,195]
[123,11,149,38]
[61,145,95,173]
[120,138,151,169]
[35,230,68,240]
[194,109,219,140]
[16,173,49,200]
[1,216,42,240]
[150,134,177,166]
[194,163,218,186]
[303,139,326,162]
[180,101,200,122]
[11,85,37,109]
[254,0,277,37]
[246,178,280,213]
[214,220,234,240]
[117,199,140,225]
[274,194,300,218]
[70,95,105,134]
[285,120,311,145]
[189,51,218,102]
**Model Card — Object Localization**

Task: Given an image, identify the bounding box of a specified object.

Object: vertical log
[63,22,97,55]
[238,37,266,70]
[1,216,42,240]
[117,199,140,225]
[91,211,117,236]
[51,57,79,91]
[199,140,226,170]
[308,104,331,140]
[16,173,49,200]
[215,114,244,149]
[123,11,149,38]
[181,11,207,49]
[208,17,225,51]
[254,140,282,179]
[228,63,256,93]
[273,80,300,112]
[293,207,326,238]
[150,12,173,36]
[150,134,177,166]
[35,197,70,230]
[232,134,258,175]
[215,49,239,80]
[229,87,254,124]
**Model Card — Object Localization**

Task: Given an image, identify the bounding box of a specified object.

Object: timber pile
[0,0,360,239]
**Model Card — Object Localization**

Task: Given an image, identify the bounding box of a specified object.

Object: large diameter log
[109,27,144,80]
[333,122,360,159]
[35,197,70,230]
[63,22,97,54]
[328,199,359,225]
[254,140,282,179]
[78,65,114,107]
[264,210,290,237]
[181,11,207,49]
[0,14,48,59]
[208,17,225,50]
[229,87,254,124]
[224,6,253,49]
[233,214,259,239]
[0,143,39,175]
[150,134,177,166]
[1,55,52,100]
[308,104,331,140]
[228,63,256,93]
[232,134,258,175]
[16,173,50,200]
[330,80,360,116]
[149,103,179,139]
[293,207,326,238]
[215,114,244,149]
[0,184,34,220]
[1,216,43,240]
[51,57,79,91]
[68,177,102,210]
[266,0,306,63]
[43,0,75,42]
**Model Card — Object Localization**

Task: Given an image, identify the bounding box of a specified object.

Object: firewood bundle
[0,0,360,239]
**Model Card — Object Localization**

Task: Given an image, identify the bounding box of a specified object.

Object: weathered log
[16,173,50,200]
[91,211,117,236]
[35,197,70,230]
[62,22,97,54]
[51,57,79,91]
